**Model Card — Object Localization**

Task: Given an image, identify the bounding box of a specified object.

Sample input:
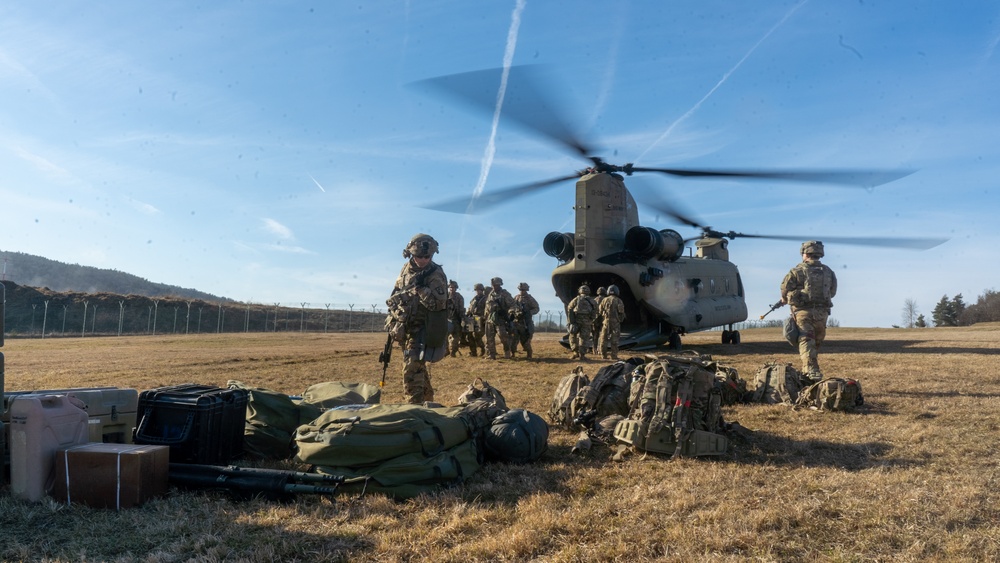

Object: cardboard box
[53,443,169,509]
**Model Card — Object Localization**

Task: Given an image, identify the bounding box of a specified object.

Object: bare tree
[902,298,919,328]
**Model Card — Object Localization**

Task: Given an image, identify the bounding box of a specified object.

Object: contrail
[308,173,326,193]
[470,0,527,206]
[634,0,807,163]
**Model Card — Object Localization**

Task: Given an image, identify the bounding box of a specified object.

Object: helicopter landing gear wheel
[668,332,682,350]
[730,330,741,344]
[721,330,731,344]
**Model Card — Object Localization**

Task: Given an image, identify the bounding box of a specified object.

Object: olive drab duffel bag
[227,380,324,460]
[795,377,864,411]
[613,353,728,458]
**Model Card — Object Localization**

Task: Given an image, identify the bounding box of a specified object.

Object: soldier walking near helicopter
[592,287,606,354]
[510,282,540,359]
[780,240,837,382]
[567,284,598,360]
[466,283,487,357]
[385,234,449,404]
[598,285,627,360]
[484,277,515,360]
[446,280,465,357]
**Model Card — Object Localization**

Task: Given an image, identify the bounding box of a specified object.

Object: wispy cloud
[262,218,294,240]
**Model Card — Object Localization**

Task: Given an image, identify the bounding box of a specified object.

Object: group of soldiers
[565,283,627,361]
[447,276,540,361]
[385,231,835,405]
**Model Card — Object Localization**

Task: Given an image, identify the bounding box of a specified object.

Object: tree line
[901,289,1000,328]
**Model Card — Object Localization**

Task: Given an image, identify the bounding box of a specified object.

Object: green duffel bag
[294,404,474,468]
[300,381,381,409]
[317,438,482,499]
[228,380,308,460]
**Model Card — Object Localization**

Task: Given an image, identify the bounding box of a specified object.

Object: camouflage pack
[613,353,728,458]
[548,366,590,427]
[715,365,749,405]
[750,362,805,405]
[795,378,864,411]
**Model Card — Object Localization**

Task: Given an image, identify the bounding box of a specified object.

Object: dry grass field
[2,326,999,562]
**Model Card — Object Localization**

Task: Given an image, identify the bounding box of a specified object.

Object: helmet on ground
[448,280,458,289]
[518,282,529,291]
[801,240,825,258]
[491,277,503,286]
[578,284,591,295]
[607,285,620,295]
[474,283,485,291]
[403,233,439,259]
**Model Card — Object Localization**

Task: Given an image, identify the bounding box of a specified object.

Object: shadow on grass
[724,431,918,470]
[697,340,1000,356]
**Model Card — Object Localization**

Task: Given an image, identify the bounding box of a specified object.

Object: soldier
[598,284,626,360]
[385,233,449,404]
[466,283,488,357]
[484,276,515,360]
[567,284,598,360]
[780,240,838,382]
[511,282,541,359]
[593,286,607,354]
[446,280,465,357]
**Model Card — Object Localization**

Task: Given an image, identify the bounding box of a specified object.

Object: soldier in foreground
[598,284,626,360]
[567,284,598,360]
[511,282,540,359]
[779,240,838,382]
[446,280,465,357]
[466,283,487,357]
[484,277,515,360]
[385,234,449,403]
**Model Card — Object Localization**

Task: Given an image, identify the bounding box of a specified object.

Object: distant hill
[0,250,225,302]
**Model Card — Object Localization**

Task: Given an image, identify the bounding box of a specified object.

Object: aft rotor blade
[422,173,582,214]
[720,232,948,250]
[412,66,595,159]
[629,167,916,188]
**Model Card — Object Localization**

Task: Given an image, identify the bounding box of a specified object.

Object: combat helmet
[801,240,825,258]
[578,284,591,295]
[403,233,439,259]
[518,282,530,291]
[491,277,503,286]
[597,287,606,296]
[607,284,620,295]
[448,280,458,289]
[474,283,485,291]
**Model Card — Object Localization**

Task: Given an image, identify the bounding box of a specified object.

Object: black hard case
[133,384,248,464]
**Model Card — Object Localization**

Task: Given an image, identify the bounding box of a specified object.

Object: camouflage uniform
[567,285,598,360]
[387,234,449,404]
[592,287,606,353]
[511,282,540,359]
[598,286,626,360]
[446,281,465,357]
[780,241,837,381]
[466,283,487,358]
[484,277,515,360]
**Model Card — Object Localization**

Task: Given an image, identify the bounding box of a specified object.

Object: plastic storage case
[133,384,248,464]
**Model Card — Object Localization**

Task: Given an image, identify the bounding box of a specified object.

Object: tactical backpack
[715,366,749,406]
[548,367,590,427]
[613,354,728,457]
[750,362,805,405]
[456,378,508,412]
[568,358,644,427]
[795,378,864,411]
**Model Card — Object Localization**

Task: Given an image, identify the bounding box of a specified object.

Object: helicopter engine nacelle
[624,227,685,262]
[543,231,575,262]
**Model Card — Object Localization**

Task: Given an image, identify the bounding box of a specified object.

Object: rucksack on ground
[569,358,644,427]
[227,380,322,460]
[750,362,805,405]
[795,378,864,411]
[457,378,508,412]
[483,409,549,463]
[548,366,589,427]
[715,365,748,406]
[613,353,728,458]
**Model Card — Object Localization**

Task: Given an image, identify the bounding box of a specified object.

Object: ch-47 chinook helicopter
[415,66,948,350]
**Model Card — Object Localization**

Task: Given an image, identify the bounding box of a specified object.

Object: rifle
[378,332,393,388]
[168,463,346,501]
[759,301,785,320]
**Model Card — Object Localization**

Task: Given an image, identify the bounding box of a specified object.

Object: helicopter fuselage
[544,172,748,348]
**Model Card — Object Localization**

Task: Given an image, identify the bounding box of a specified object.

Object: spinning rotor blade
[629,167,916,188]
[412,65,596,159]
[706,231,948,250]
[420,173,583,214]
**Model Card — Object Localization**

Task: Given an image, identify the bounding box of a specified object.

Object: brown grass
[2,327,999,562]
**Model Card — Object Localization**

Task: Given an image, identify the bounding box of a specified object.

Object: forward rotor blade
[629,167,916,188]
[411,65,595,159]
[421,173,582,214]
[717,232,948,250]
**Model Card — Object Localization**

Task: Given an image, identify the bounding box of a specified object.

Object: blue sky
[1,1,997,328]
